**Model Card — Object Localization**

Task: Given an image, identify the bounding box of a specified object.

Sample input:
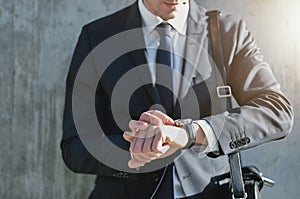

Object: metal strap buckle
[217,85,232,98]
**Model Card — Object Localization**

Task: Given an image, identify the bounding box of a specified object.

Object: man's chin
[160,11,177,20]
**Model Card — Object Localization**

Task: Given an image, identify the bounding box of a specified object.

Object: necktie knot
[156,23,172,38]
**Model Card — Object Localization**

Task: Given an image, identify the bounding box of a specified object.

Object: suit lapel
[125,2,161,105]
[178,0,208,99]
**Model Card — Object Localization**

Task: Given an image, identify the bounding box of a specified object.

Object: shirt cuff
[191,120,219,153]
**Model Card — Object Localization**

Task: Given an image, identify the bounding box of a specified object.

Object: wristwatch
[174,119,196,149]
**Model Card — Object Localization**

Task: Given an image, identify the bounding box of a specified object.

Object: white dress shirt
[138,0,187,101]
[138,0,218,197]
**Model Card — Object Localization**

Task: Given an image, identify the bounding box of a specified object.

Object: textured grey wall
[0,0,299,198]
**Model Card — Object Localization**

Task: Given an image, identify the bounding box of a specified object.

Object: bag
[206,10,275,199]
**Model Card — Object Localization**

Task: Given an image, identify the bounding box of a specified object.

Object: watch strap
[174,119,196,149]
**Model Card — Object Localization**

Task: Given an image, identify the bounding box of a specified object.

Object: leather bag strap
[206,10,246,199]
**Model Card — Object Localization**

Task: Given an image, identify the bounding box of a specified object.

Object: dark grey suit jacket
[61,0,293,197]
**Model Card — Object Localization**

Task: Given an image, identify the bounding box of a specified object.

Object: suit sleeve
[204,16,294,155]
[61,26,130,174]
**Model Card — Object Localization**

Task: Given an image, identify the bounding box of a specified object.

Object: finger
[129,137,137,152]
[128,158,145,169]
[123,131,134,142]
[132,154,152,163]
[158,144,171,154]
[123,130,143,142]
[148,152,163,160]
[147,110,175,125]
[142,137,154,153]
[130,126,161,153]
[130,137,144,153]
[132,152,162,162]
[128,128,149,140]
[129,120,149,132]
[151,129,163,152]
[139,112,163,126]
[141,125,161,152]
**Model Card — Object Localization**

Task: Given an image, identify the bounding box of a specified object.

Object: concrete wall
[0,0,299,198]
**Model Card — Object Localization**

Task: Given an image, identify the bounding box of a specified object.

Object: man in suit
[61,0,293,198]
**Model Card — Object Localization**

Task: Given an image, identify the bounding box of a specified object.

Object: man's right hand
[123,110,189,168]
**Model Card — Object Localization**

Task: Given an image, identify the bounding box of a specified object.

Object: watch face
[174,119,192,127]
[174,120,184,127]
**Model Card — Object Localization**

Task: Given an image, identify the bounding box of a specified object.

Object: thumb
[128,158,145,169]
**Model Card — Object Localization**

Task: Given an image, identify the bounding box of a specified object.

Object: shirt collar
[138,0,189,35]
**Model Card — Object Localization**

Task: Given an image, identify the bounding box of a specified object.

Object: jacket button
[240,137,250,145]
[153,174,160,182]
[244,137,250,144]
[236,140,244,147]
[112,171,129,179]
[230,141,237,149]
